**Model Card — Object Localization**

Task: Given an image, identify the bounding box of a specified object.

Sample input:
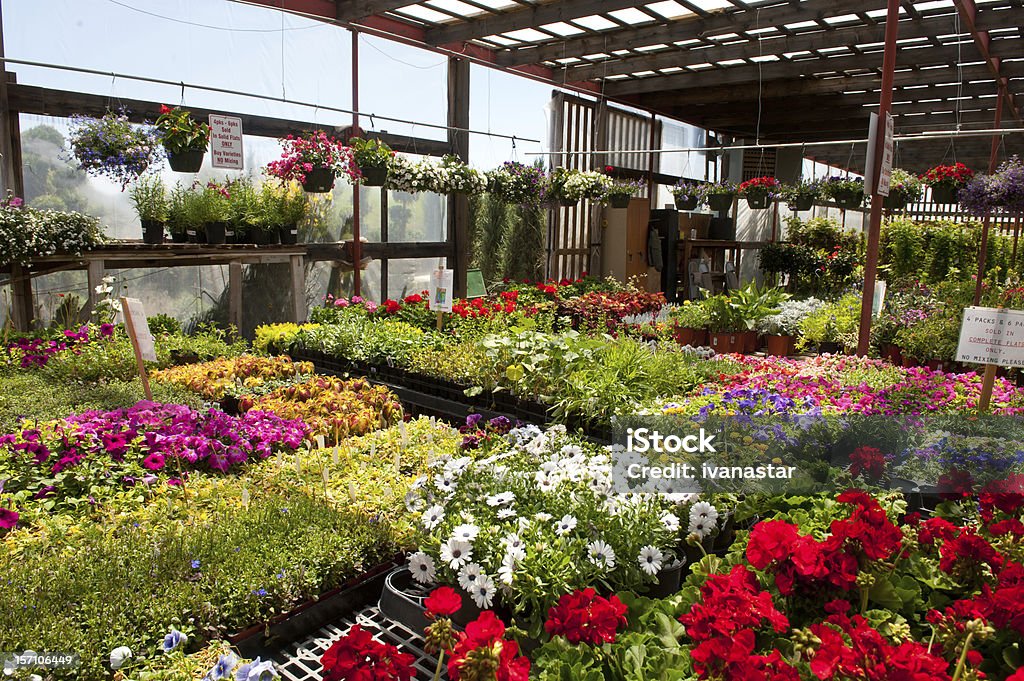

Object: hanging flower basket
[788,195,815,211]
[167,149,205,173]
[744,193,771,210]
[156,105,211,174]
[301,167,336,194]
[675,195,699,211]
[609,194,631,209]
[920,163,973,205]
[738,176,780,210]
[930,185,958,204]
[835,191,864,209]
[707,193,735,212]
[883,194,907,210]
[359,165,388,187]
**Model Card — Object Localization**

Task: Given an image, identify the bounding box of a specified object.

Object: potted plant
[129,174,168,244]
[780,178,820,212]
[961,155,1024,216]
[729,282,789,353]
[821,176,865,209]
[667,300,709,346]
[554,168,609,206]
[671,179,702,211]
[485,161,546,206]
[67,108,162,189]
[920,162,973,204]
[155,105,211,173]
[701,293,744,353]
[438,155,487,195]
[167,184,189,243]
[200,181,231,245]
[756,297,823,357]
[701,180,737,213]
[348,137,393,187]
[605,177,643,209]
[228,178,260,244]
[737,176,781,210]
[180,185,206,243]
[279,182,306,245]
[884,168,922,210]
[266,131,357,194]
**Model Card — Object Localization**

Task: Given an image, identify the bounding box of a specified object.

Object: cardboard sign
[956,306,1024,367]
[429,269,454,313]
[208,114,244,170]
[865,112,894,197]
[466,268,487,299]
[122,298,156,362]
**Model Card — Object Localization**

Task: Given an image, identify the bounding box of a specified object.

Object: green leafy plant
[797,293,861,351]
[348,137,394,170]
[129,175,168,223]
[154,105,211,155]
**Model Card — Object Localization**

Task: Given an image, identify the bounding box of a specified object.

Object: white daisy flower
[404,489,425,513]
[536,474,558,493]
[444,456,472,477]
[689,501,719,524]
[440,539,473,569]
[434,475,457,495]
[688,516,713,539]
[554,514,577,536]
[457,562,484,592]
[496,508,517,520]
[638,545,663,575]
[486,492,515,507]
[502,533,525,551]
[661,511,681,532]
[408,551,436,584]
[451,523,480,542]
[587,540,617,570]
[422,505,445,530]
[469,575,496,608]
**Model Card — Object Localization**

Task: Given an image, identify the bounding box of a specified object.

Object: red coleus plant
[447,610,530,681]
[320,624,414,681]
[544,588,628,645]
[920,163,975,189]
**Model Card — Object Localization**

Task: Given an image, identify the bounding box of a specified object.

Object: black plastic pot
[379,567,483,632]
[141,220,165,245]
[205,221,228,245]
[302,166,336,193]
[359,165,388,187]
[788,195,815,211]
[279,224,299,244]
[186,228,199,244]
[646,559,686,598]
[610,195,631,209]
[557,197,577,208]
[744,193,771,209]
[707,193,735,213]
[167,149,205,173]
[930,185,958,204]
[170,230,188,244]
[254,229,281,246]
[674,195,699,211]
[224,226,236,245]
[834,190,864,210]
[884,194,908,210]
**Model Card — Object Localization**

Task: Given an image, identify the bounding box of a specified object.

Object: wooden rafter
[952,0,1022,121]
[333,0,416,22]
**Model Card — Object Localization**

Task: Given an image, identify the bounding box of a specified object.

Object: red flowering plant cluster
[738,176,783,198]
[446,610,530,681]
[544,588,628,645]
[848,445,887,483]
[556,290,666,333]
[320,624,414,681]
[921,163,975,191]
[265,131,358,185]
[422,586,462,681]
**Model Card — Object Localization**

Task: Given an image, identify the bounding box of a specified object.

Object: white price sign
[208,114,244,170]
[956,306,1024,367]
[428,269,454,313]
[122,298,157,362]
[865,111,894,197]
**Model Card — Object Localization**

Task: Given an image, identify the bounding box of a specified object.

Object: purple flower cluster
[960,156,1024,215]
[67,108,163,189]
[6,324,115,369]
[1,401,309,481]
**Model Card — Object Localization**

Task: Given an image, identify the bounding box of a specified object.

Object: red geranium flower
[424,586,462,619]
[939,530,1003,579]
[544,588,628,645]
[320,624,414,681]
[448,611,529,681]
[848,445,886,482]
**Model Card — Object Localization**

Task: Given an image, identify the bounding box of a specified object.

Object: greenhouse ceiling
[239,0,1023,172]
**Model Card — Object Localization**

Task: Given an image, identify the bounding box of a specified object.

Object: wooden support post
[83,258,105,320]
[973,82,1006,306]
[447,56,470,297]
[290,254,306,323]
[979,363,998,412]
[228,261,243,331]
[9,264,33,331]
[0,0,20,199]
[856,0,900,357]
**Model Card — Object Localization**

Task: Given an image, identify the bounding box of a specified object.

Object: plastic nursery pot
[901,354,919,368]
[765,334,793,357]
[204,221,228,245]
[741,330,759,354]
[882,344,903,365]
[706,193,735,213]
[926,359,950,372]
[166,149,205,173]
[788,195,815,212]
[359,165,388,187]
[170,230,188,244]
[224,226,236,245]
[930,185,958,204]
[672,325,708,347]
[674,195,699,211]
[834,191,864,210]
[140,220,165,245]
[255,228,280,246]
[884,194,908,210]
[744,193,771,210]
[279,224,299,245]
[646,559,687,599]
[301,166,336,193]
[186,228,199,244]
[709,331,741,353]
[610,194,631,209]
[557,197,578,208]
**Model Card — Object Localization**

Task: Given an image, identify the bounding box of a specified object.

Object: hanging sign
[956,306,1024,368]
[865,111,894,196]
[428,269,454,313]
[208,114,244,170]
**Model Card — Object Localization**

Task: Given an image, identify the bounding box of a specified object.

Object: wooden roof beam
[493,0,888,66]
[561,13,964,82]
[952,0,1021,121]
[333,0,419,22]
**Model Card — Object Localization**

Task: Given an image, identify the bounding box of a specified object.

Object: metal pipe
[352,29,362,298]
[857,0,901,357]
[0,56,540,144]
